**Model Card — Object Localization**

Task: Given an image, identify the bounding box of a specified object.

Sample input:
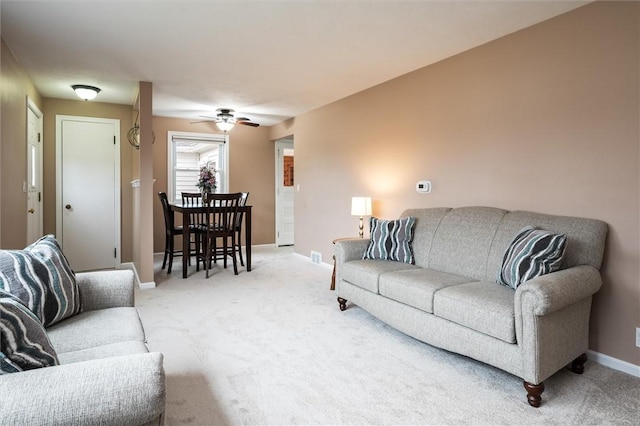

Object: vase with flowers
[196,161,217,197]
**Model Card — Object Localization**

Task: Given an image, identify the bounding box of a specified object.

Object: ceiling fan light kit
[216,121,235,132]
[192,108,260,132]
[71,84,101,101]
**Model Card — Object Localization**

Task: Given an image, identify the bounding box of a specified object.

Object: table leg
[182,210,190,279]
[246,207,251,271]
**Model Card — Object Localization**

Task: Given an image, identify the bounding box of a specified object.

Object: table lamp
[351,196,372,238]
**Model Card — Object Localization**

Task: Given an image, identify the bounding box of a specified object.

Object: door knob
[28,208,35,214]
[65,204,72,210]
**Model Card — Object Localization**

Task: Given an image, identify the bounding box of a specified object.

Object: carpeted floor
[136,246,639,425]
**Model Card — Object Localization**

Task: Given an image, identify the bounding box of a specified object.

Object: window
[167,131,228,203]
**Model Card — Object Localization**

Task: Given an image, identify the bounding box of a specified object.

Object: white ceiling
[1,0,590,126]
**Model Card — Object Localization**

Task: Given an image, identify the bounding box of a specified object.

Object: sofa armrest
[0,352,165,425]
[334,238,369,264]
[515,265,602,317]
[514,265,603,383]
[334,238,370,292]
[77,269,135,312]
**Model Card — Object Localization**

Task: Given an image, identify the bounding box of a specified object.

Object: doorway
[26,99,43,245]
[275,138,294,246]
[56,115,121,271]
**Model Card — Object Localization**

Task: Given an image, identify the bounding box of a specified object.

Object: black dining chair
[234,192,250,266]
[181,192,204,264]
[158,192,183,273]
[198,192,243,278]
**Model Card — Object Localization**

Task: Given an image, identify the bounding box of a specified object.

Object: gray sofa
[334,206,607,407]
[0,269,166,425]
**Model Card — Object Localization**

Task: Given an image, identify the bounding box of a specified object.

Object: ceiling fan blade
[199,115,217,119]
[191,120,215,124]
[235,117,251,121]
[238,121,260,127]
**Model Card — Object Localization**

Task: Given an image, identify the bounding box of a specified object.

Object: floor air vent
[310,251,322,264]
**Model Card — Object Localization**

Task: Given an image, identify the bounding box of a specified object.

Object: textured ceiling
[1,0,590,126]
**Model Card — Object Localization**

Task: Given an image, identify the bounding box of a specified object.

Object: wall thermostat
[416,180,432,193]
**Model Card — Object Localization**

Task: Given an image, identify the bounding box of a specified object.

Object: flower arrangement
[197,162,217,193]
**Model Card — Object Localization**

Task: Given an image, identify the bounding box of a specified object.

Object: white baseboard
[588,350,640,378]
[293,252,333,270]
[120,262,156,289]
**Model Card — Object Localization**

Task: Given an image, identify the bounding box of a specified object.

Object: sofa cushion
[400,208,451,268]
[58,341,149,364]
[363,216,416,264]
[0,291,59,373]
[0,235,80,327]
[342,259,417,294]
[498,226,567,289]
[484,210,607,282]
[433,281,516,343]
[47,307,146,353]
[428,207,507,280]
[379,269,475,313]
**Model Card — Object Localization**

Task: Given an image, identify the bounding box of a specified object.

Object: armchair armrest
[0,352,165,425]
[77,269,135,312]
[515,265,602,316]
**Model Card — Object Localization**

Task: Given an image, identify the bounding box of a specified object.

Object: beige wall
[0,38,42,249]
[41,98,135,262]
[291,1,639,365]
[135,82,155,284]
[152,117,275,253]
[2,1,638,367]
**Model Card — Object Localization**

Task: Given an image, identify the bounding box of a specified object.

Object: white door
[56,116,120,271]
[276,139,294,246]
[26,100,43,245]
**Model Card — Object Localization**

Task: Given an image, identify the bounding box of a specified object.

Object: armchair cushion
[47,307,145,353]
[0,290,59,373]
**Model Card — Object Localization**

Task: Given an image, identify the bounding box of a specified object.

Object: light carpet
[137,246,639,425]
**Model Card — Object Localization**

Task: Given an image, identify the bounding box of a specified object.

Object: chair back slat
[182,192,204,227]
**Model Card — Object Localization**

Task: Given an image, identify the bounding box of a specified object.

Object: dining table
[170,202,252,278]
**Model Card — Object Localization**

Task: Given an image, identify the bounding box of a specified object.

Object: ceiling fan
[192,108,260,132]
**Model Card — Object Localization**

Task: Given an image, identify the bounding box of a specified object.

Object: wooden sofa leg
[569,353,588,374]
[337,297,347,311]
[523,381,545,407]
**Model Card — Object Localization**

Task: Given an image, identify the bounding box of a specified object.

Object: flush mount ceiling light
[71,84,101,101]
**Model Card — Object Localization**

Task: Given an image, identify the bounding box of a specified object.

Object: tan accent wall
[40,99,134,262]
[0,38,42,249]
[151,117,275,253]
[1,1,637,367]
[290,2,639,365]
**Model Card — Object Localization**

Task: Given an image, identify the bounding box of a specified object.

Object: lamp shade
[351,197,372,216]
